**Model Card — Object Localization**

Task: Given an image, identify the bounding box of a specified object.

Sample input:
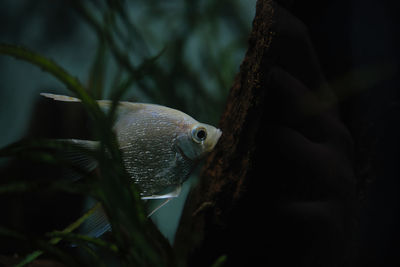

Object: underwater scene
[0,0,399,266]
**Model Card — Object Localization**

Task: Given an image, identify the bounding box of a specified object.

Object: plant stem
[15,203,101,267]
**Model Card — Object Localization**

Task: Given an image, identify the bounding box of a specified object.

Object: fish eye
[192,126,207,143]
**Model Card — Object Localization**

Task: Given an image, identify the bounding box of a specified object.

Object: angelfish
[41,93,222,237]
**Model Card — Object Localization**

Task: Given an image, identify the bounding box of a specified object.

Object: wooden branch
[175,1,357,266]
[174,0,276,264]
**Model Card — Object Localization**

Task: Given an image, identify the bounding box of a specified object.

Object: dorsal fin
[40,93,81,102]
[40,93,114,112]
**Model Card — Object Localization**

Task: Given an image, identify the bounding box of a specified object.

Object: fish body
[115,102,200,197]
[41,93,222,199]
[42,93,222,237]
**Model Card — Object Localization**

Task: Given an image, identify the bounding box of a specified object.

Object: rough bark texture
[175,0,359,266]
[186,0,275,223]
[174,0,276,265]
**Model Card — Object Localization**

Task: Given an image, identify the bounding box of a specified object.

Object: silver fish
[41,93,222,231]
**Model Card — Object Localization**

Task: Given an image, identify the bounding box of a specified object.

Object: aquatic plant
[0,41,174,266]
[0,0,255,266]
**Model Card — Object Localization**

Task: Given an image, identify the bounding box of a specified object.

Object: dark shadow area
[0,99,90,254]
[177,1,400,266]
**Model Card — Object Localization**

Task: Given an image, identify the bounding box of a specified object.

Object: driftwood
[175,0,357,266]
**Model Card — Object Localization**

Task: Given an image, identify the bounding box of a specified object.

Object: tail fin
[40,93,81,102]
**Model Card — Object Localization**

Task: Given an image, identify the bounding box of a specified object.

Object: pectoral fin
[142,185,182,217]
[141,184,182,200]
[147,198,173,217]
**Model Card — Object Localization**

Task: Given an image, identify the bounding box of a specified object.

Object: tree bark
[174,0,274,263]
[175,0,357,266]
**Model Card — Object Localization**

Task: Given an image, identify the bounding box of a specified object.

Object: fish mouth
[205,128,222,152]
[216,128,222,141]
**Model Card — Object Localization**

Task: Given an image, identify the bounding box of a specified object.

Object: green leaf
[15,203,102,267]
[0,43,103,121]
[47,231,118,253]
[0,225,26,240]
[211,254,228,267]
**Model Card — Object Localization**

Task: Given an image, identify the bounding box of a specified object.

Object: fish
[40,93,222,236]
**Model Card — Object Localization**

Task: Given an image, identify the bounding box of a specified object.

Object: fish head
[175,122,222,161]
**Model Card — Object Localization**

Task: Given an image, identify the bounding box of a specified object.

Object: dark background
[1,0,399,266]
[292,1,399,266]
[182,1,400,266]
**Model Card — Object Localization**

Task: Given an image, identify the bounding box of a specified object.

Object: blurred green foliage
[0,0,255,265]
[71,0,255,124]
[0,42,172,266]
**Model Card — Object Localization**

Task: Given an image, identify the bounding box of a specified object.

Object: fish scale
[41,93,222,235]
[115,108,194,196]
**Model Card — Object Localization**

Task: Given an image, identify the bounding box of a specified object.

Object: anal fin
[80,202,111,238]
